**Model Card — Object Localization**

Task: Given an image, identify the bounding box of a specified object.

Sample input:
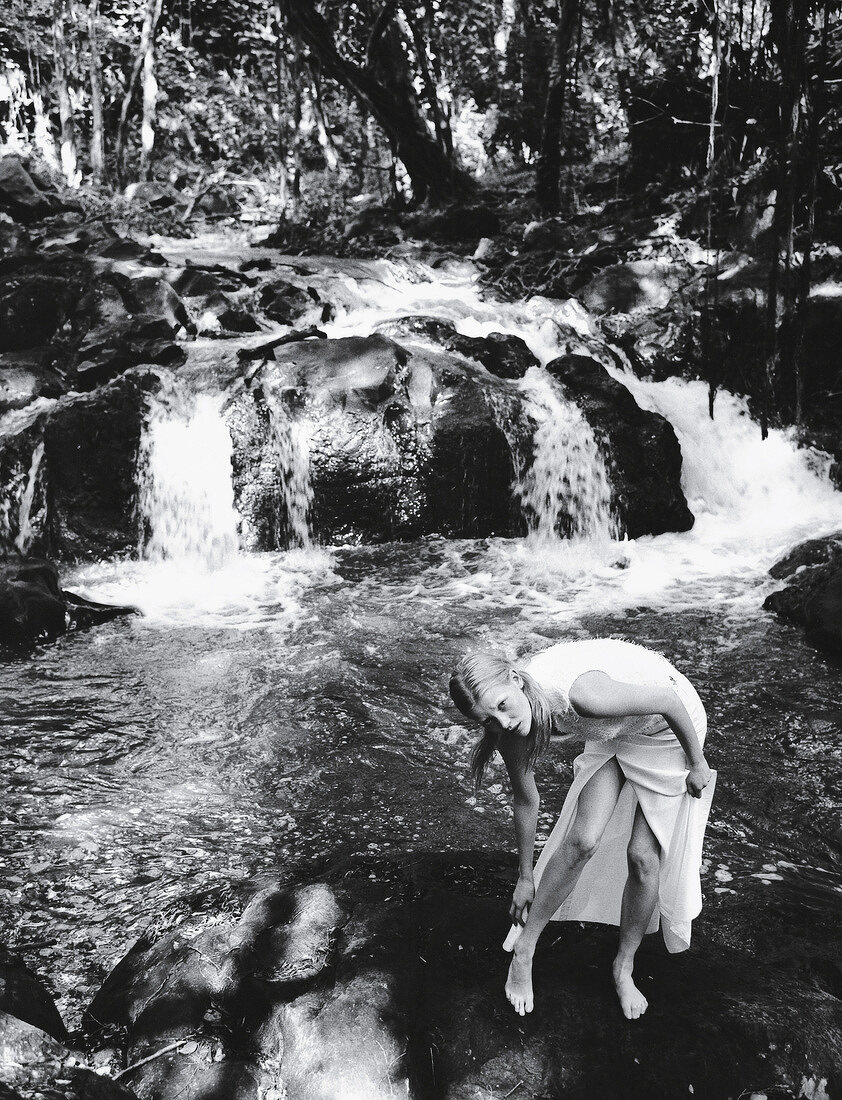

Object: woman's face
[470,671,533,737]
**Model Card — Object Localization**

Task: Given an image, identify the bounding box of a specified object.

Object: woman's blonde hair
[449,650,563,792]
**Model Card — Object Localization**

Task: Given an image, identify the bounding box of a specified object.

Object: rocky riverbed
[1,161,841,1100]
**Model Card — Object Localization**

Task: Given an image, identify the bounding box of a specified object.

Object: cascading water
[136,378,240,569]
[262,388,314,549]
[15,440,45,553]
[502,368,618,542]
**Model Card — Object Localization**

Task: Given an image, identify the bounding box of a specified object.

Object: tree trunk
[792,0,829,426]
[309,63,340,171]
[88,0,105,182]
[138,0,164,180]
[115,0,164,185]
[280,0,469,204]
[52,0,79,186]
[273,3,289,210]
[536,0,579,213]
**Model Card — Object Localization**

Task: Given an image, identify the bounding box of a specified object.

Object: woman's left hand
[686,758,713,798]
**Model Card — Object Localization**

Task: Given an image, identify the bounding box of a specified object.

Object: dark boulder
[0,945,67,1041]
[40,371,160,559]
[198,292,261,335]
[764,532,842,659]
[546,354,695,538]
[375,316,538,380]
[81,853,842,1100]
[0,557,137,649]
[0,268,80,351]
[0,350,65,413]
[173,264,253,299]
[0,1001,138,1099]
[257,278,320,325]
[227,334,521,547]
[0,157,62,224]
[48,274,190,390]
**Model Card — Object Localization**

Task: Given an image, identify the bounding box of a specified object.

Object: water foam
[137,380,240,569]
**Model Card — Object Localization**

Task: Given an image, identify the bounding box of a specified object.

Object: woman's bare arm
[568,671,713,796]
[498,736,540,906]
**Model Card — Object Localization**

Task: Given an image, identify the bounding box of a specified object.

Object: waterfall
[263,389,314,549]
[137,381,240,568]
[488,367,619,542]
[15,441,45,554]
[604,365,842,556]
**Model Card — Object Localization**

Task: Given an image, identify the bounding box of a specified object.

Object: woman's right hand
[510,875,535,926]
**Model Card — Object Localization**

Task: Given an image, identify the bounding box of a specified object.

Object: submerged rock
[0,557,137,649]
[80,853,842,1100]
[764,532,842,659]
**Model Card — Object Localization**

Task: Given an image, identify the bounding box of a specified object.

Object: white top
[524,638,689,743]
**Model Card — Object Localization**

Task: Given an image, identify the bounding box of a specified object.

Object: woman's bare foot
[612,959,648,1019]
[505,946,534,1015]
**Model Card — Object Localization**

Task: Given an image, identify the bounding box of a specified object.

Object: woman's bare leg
[613,802,661,1020]
[506,756,624,1015]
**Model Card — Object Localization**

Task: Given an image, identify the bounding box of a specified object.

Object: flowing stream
[1,239,841,1034]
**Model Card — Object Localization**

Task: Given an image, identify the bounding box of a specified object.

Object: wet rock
[0,946,67,1041]
[122,276,193,335]
[0,268,80,351]
[375,316,537,380]
[0,558,137,649]
[546,354,695,538]
[173,264,251,298]
[0,1004,138,1099]
[581,260,697,314]
[0,157,61,224]
[49,274,190,389]
[764,532,842,659]
[257,278,319,325]
[82,854,842,1100]
[0,1009,71,1093]
[227,335,521,547]
[0,351,64,413]
[42,370,161,558]
[84,881,351,1100]
[197,293,261,335]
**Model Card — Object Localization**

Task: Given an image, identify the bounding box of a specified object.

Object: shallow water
[1,238,841,1030]
[2,538,841,1027]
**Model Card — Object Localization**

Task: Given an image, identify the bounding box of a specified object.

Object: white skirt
[505,674,716,954]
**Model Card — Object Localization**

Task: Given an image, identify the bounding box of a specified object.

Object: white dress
[508,638,716,953]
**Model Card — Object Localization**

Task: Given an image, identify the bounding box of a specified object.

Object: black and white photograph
[0,1,840,1096]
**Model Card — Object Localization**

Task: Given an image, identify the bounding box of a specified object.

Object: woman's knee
[626,839,659,881]
[566,825,601,864]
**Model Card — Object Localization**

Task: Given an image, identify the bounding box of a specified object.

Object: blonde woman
[449,638,716,1019]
